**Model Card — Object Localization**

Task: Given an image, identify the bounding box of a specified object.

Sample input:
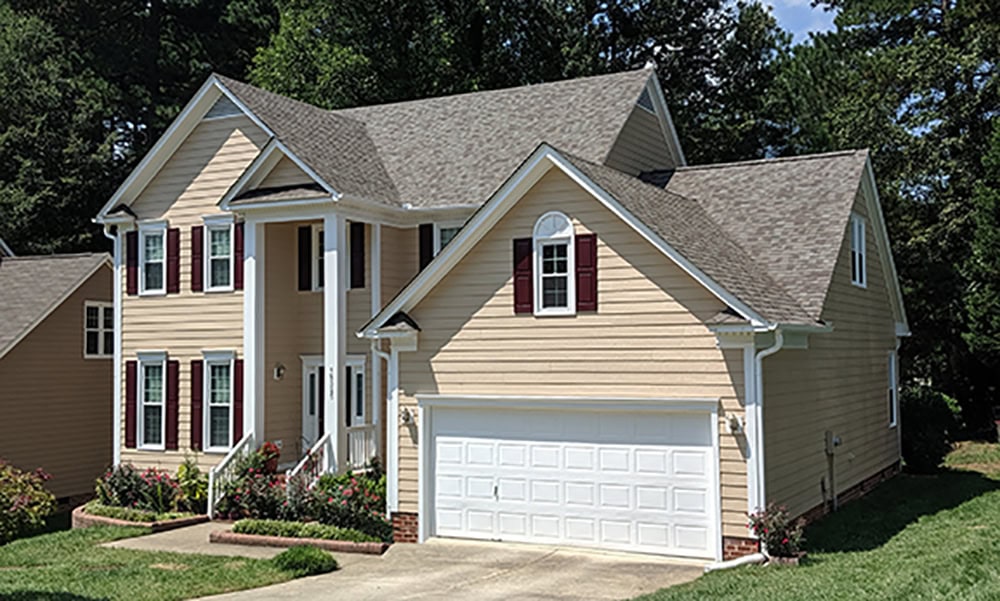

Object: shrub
[233,518,379,543]
[83,501,188,523]
[748,503,805,557]
[0,460,56,545]
[901,385,957,473]
[95,464,181,513]
[176,457,208,514]
[138,467,180,513]
[214,446,291,520]
[313,471,391,542]
[271,545,338,577]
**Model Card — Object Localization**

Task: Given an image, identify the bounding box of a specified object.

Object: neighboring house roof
[216,68,658,209]
[0,253,110,360]
[649,150,870,321]
[0,237,13,257]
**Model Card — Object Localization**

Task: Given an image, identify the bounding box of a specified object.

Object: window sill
[204,286,235,294]
[138,290,167,297]
[137,445,166,452]
[203,447,231,455]
[83,354,113,360]
[533,309,576,317]
[850,281,867,289]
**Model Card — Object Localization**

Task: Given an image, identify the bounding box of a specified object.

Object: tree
[965,122,1000,375]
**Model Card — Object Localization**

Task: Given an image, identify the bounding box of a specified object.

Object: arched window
[533,211,575,315]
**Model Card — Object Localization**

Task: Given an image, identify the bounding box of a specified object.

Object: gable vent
[636,87,655,113]
[204,95,242,120]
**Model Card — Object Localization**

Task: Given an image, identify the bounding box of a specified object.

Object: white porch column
[323,213,347,470]
[111,228,123,465]
[243,218,265,443]
[370,224,382,455]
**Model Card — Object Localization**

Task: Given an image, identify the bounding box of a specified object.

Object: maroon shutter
[166,227,180,294]
[513,238,533,314]
[419,223,434,269]
[126,231,138,295]
[191,226,204,292]
[190,360,203,451]
[576,234,598,312]
[350,222,365,288]
[234,222,245,291]
[233,359,244,443]
[125,360,137,448]
[298,226,312,291]
[166,360,179,450]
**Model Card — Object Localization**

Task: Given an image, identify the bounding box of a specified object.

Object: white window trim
[137,351,167,451]
[83,301,113,359]
[532,211,576,316]
[433,222,464,256]
[203,350,235,453]
[139,221,167,296]
[888,350,899,428]
[851,213,867,288]
[311,223,324,292]
[347,355,366,426]
[204,222,235,292]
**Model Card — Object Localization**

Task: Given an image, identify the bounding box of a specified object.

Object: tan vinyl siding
[259,156,315,189]
[0,267,112,499]
[604,106,675,175]
[120,116,266,473]
[381,226,418,305]
[763,191,899,518]
[396,168,750,536]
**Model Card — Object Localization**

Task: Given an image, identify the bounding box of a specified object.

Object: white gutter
[102,225,123,466]
[752,329,784,514]
[704,552,767,573]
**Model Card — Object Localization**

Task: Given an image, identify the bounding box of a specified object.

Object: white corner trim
[110,230,123,465]
[741,344,758,518]
[415,394,720,414]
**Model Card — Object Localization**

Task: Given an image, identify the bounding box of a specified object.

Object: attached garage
[417,397,721,560]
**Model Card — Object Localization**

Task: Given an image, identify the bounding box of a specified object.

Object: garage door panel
[431,407,718,559]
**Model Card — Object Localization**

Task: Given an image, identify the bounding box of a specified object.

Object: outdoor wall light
[273,363,286,381]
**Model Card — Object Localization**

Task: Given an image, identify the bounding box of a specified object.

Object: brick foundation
[798,460,900,525]
[392,511,419,543]
[723,536,760,560]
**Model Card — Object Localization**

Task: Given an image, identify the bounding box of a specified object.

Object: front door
[301,356,324,450]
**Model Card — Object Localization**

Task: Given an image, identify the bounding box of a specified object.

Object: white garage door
[429,406,718,559]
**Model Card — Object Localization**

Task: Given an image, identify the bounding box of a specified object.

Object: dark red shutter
[191,226,204,292]
[166,227,180,294]
[576,234,598,312]
[190,360,203,451]
[126,231,138,295]
[234,222,245,291]
[513,238,533,314]
[125,360,137,448]
[350,222,365,288]
[298,226,312,291]
[419,223,434,269]
[233,359,244,444]
[166,360,179,450]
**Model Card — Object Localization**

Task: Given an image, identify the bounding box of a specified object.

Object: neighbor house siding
[258,156,314,189]
[395,168,750,536]
[120,115,267,472]
[0,266,112,499]
[763,191,899,518]
[604,106,675,175]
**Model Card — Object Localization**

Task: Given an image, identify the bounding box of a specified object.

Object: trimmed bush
[313,471,391,542]
[233,518,379,543]
[83,501,191,523]
[271,545,338,577]
[95,464,181,513]
[176,457,208,514]
[901,385,957,473]
[0,460,55,544]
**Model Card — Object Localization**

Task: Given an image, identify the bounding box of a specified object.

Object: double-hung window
[139,224,167,295]
[888,351,899,428]
[204,351,234,451]
[850,213,866,288]
[206,223,233,291]
[84,301,113,358]
[345,356,366,426]
[138,352,166,449]
[533,211,575,315]
[312,225,324,291]
[434,223,462,255]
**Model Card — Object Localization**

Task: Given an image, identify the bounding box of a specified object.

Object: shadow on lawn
[0,593,107,601]
[806,469,1000,553]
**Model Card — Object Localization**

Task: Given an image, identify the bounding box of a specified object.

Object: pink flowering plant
[313,469,391,542]
[0,460,55,544]
[95,463,181,513]
[748,503,805,557]
[215,443,291,520]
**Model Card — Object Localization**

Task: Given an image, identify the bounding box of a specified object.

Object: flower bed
[233,518,379,542]
[72,503,208,532]
[211,526,389,555]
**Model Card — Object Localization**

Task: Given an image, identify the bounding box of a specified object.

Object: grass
[233,518,381,543]
[82,501,195,523]
[0,526,294,601]
[634,445,1000,601]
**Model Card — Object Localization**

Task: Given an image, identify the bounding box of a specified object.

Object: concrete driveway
[198,538,704,601]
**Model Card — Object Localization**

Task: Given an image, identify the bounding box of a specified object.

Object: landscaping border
[71,504,209,532]
[210,530,390,555]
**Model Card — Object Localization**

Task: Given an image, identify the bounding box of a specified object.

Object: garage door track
[198,538,704,601]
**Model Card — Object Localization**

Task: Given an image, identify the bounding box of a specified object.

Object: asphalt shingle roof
[0,253,110,357]
[217,68,654,209]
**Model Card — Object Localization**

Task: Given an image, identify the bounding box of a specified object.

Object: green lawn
[0,526,294,601]
[635,447,1000,601]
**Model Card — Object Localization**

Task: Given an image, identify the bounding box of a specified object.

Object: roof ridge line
[676,149,867,172]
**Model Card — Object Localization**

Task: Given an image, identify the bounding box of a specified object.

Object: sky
[764,0,838,44]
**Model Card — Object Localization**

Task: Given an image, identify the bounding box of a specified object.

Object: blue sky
[764,0,838,44]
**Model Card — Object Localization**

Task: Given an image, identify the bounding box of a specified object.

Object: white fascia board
[219,140,339,211]
[415,394,720,414]
[96,77,224,221]
[862,156,909,332]
[646,75,687,167]
[358,146,557,337]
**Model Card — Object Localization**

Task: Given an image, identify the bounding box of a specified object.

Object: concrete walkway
[102,522,282,560]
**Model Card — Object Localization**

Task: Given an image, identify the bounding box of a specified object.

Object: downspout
[370,339,397,516]
[752,329,784,516]
[102,225,123,466]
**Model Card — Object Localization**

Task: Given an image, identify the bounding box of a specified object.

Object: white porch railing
[286,431,335,492]
[207,431,255,519]
[347,424,377,470]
